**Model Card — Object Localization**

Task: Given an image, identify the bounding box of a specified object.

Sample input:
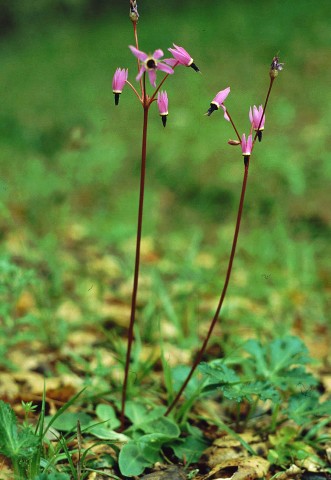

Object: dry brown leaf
[15,290,35,316]
[202,433,268,468]
[140,465,187,480]
[203,456,269,480]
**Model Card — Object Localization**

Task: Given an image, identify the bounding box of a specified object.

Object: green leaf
[86,424,129,442]
[269,337,310,371]
[0,400,19,457]
[0,401,38,459]
[285,393,331,425]
[34,474,71,480]
[141,416,180,437]
[95,404,120,430]
[243,336,317,391]
[171,365,202,398]
[47,412,92,432]
[138,433,170,463]
[118,442,150,477]
[124,401,148,425]
[198,361,239,384]
[221,381,280,403]
[171,435,208,463]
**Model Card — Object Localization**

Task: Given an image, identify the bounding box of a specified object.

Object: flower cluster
[207,92,269,161]
[112,43,199,126]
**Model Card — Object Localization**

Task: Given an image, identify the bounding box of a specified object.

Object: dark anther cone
[161,116,167,127]
[190,62,200,73]
[244,155,250,167]
[206,103,218,116]
[114,93,120,106]
[257,130,263,142]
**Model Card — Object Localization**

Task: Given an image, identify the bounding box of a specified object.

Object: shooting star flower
[206,87,230,119]
[241,133,253,156]
[249,105,265,141]
[112,68,128,105]
[129,46,174,87]
[157,91,168,127]
[166,44,200,72]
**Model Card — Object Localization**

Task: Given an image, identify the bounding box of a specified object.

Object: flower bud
[129,0,139,22]
[270,56,284,79]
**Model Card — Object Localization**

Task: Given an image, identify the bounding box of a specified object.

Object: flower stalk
[116,5,200,429]
[121,101,149,429]
[165,58,282,417]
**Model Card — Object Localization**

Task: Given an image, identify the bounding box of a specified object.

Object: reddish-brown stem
[165,159,250,416]
[120,100,149,429]
[126,80,142,102]
[252,77,274,147]
[133,21,143,96]
[165,73,277,418]
[149,62,180,104]
[225,108,241,142]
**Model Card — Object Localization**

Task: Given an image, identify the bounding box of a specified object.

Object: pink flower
[167,44,200,72]
[249,105,265,131]
[129,46,174,87]
[241,134,253,156]
[249,105,265,142]
[112,68,128,105]
[206,87,231,119]
[157,91,168,127]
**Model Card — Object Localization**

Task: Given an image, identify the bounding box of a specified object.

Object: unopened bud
[129,0,139,22]
[228,139,241,146]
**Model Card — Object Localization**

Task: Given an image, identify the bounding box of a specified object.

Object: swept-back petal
[212,87,231,107]
[136,66,146,82]
[157,62,174,75]
[129,45,148,61]
[221,105,230,122]
[153,49,164,59]
[148,70,157,87]
[163,58,178,67]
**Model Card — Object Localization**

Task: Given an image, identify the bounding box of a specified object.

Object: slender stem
[252,77,274,147]
[165,159,250,416]
[165,72,278,417]
[149,62,179,104]
[126,80,142,102]
[133,21,143,96]
[225,108,241,142]
[120,102,149,429]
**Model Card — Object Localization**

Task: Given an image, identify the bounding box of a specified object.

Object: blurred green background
[0,0,330,356]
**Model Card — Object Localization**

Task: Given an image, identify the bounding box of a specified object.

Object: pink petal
[129,45,148,62]
[153,49,164,60]
[212,87,231,106]
[157,62,174,75]
[163,58,178,67]
[221,105,230,122]
[249,107,253,124]
[136,66,146,82]
[148,70,157,87]
[172,44,189,56]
